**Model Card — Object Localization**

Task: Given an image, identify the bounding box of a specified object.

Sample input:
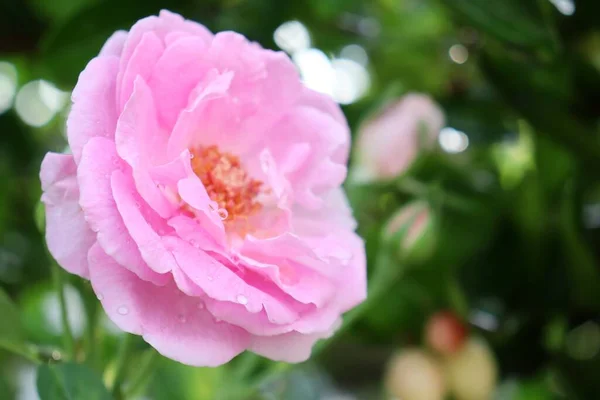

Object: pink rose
[40,10,366,366]
[353,94,445,182]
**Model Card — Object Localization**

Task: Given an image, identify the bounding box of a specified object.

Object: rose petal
[67,56,119,164]
[40,153,95,278]
[78,137,168,284]
[88,243,249,366]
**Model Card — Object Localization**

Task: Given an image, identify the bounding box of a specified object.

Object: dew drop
[178,314,187,323]
[217,208,228,220]
[112,157,119,166]
[207,276,214,281]
[237,295,248,305]
[117,306,129,315]
[190,239,199,248]
[189,153,195,159]
[97,294,104,301]
[197,302,204,310]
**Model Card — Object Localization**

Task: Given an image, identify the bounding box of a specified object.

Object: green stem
[111,334,136,400]
[397,178,486,215]
[51,263,75,360]
[447,277,469,318]
[123,349,160,399]
[80,283,101,369]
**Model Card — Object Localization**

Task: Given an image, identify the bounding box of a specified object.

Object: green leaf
[559,182,600,309]
[36,363,112,400]
[0,287,25,353]
[441,0,551,48]
[480,48,600,168]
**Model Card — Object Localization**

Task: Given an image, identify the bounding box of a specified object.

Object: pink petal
[298,87,348,131]
[148,36,212,129]
[111,170,178,274]
[169,238,301,325]
[249,323,338,362]
[177,175,225,242]
[117,11,212,113]
[116,77,168,168]
[40,153,95,278]
[77,137,168,285]
[264,106,349,209]
[67,56,119,164]
[99,31,128,57]
[167,69,234,159]
[88,243,249,366]
[117,32,164,110]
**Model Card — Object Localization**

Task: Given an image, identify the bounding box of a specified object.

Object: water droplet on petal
[97,294,104,301]
[237,295,248,305]
[197,302,204,309]
[117,306,129,315]
[217,208,228,220]
[190,239,199,248]
[189,153,195,159]
[178,314,187,323]
[207,276,214,281]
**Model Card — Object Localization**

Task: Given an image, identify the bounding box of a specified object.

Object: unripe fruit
[444,337,497,400]
[384,348,446,400]
[426,311,468,355]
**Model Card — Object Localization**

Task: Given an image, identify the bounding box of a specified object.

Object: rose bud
[425,311,468,355]
[352,93,445,182]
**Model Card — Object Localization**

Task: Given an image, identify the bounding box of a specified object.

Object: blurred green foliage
[1,0,600,399]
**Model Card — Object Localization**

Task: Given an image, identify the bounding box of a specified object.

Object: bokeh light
[274,21,311,54]
[449,44,469,64]
[340,44,369,66]
[439,127,469,153]
[293,48,336,96]
[15,80,68,127]
[331,58,370,105]
[549,0,575,16]
[0,62,18,114]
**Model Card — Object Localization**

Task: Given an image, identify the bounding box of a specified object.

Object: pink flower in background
[385,201,434,263]
[353,93,445,182]
[40,10,366,366]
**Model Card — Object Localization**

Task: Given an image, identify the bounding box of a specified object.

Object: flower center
[191,145,263,223]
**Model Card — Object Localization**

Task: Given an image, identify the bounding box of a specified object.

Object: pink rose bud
[385,348,447,400]
[39,10,366,367]
[425,311,468,355]
[385,201,434,262]
[444,337,498,400]
[353,93,445,182]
